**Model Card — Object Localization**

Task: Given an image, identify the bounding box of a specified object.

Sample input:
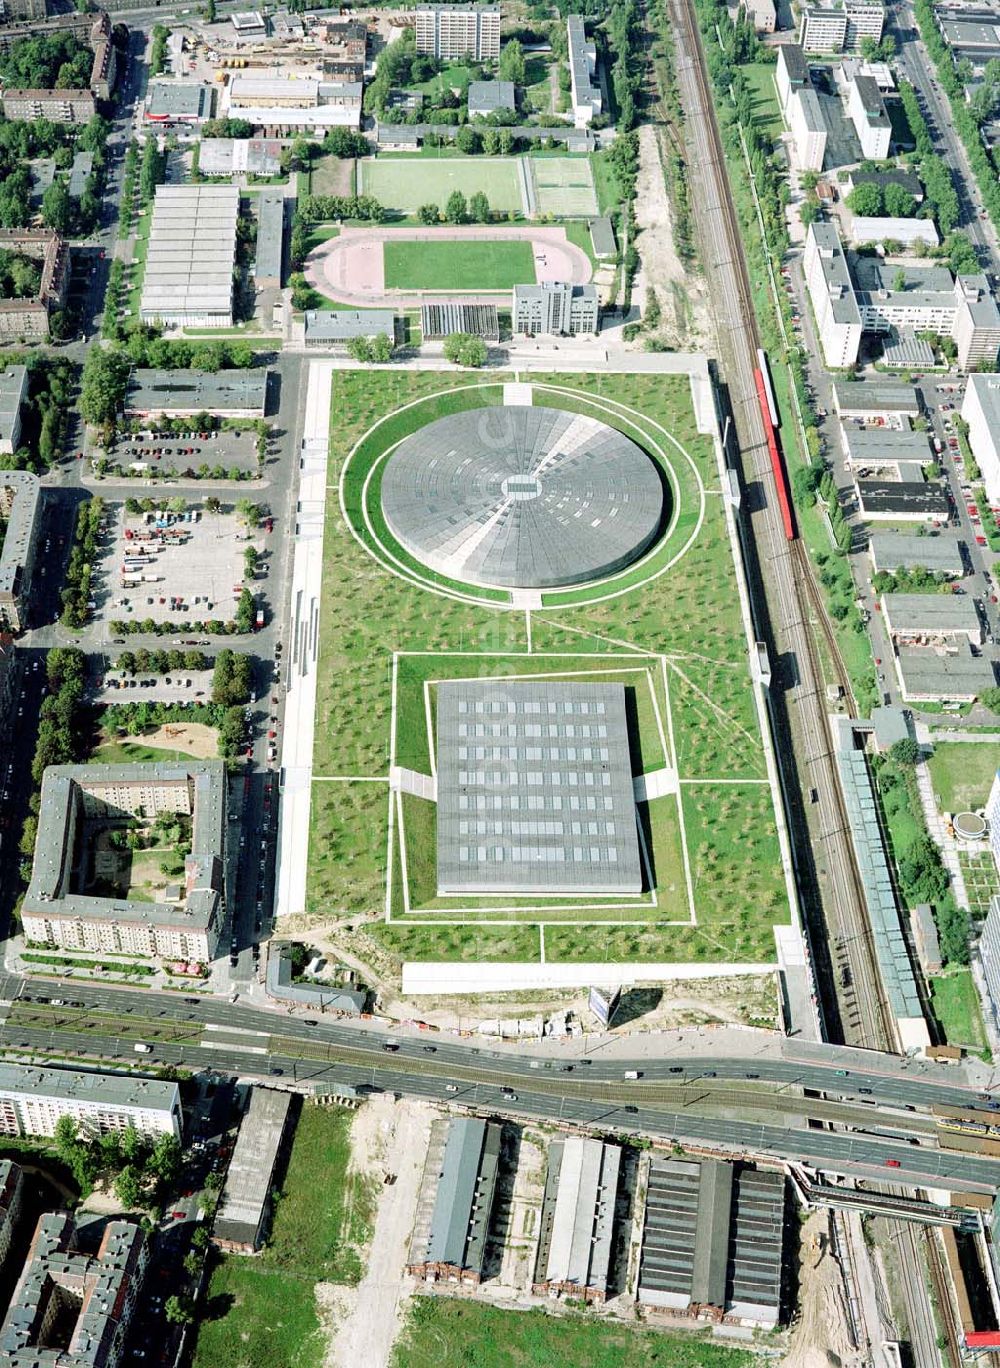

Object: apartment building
[0,1161,25,1270]
[567,16,601,128]
[0,1064,182,1140]
[847,73,891,159]
[0,470,40,634]
[803,221,863,367]
[414,4,501,61]
[788,86,827,170]
[800,1,884,51]
[776,43,809,117]
[742,0,776,33]
[0,230,69,340]
[962,373,1000,507]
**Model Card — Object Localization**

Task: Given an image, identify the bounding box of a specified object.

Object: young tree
[846,182,883,216]
[164,1295,195,1326]
[115,1165,145,1209]
[235,498,260,528]
[469,190,491,223]
[443,332,487,367]
[42,179,72,234]
[455,125,479,155]
[498,38,526,86]
[445,189,468,224]
[369,332,394,362]
[417,202,440,225]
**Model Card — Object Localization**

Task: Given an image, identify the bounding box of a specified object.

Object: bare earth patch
[784,1209,861,1368]
[118,723,218,758]
[324,1095,436,1368]
[634,125,711,351]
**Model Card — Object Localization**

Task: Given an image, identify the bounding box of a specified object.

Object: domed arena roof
[380,405,664,590]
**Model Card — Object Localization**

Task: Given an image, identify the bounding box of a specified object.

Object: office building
[215,1088,292,1252]
[254,189,284,289]
[567,16,601,128]
[804,221,863,368]
[895,642,995,703]
[788,86,827,170]
[414,5,500,61]
[0,470,40,633]
[850,217,939,248]
[962,374,1000,507]
[0,364,27,455]
[832,381,919,424]
[638,1159,785,1328]
[23,762,227,963]
[125,368,269,420]
[980,894,1000,1037]
[800,1,884,51]
[468,79,515,118]
[435,680,643,896]
[847,74,892,159]
[855,480,950,522]
[303,308,397,349]
[532,1137,621,1303]
[140,185,238,329]
[512,281,599,336]
[0,1214,147,1368]
[841,425,931,472]
[987,771,1000,869]
[868,532,963,579]
[0,1161,25,1270]
[0,1064,182,1140]
[408,1117,502,1284]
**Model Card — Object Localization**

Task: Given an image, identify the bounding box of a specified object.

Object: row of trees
[212,649,253,707]
[897,81,961,235]
[418,189,495,226]
[845,181,918,219]
[870,566,951,595]
[346,334,395,363]
[61,497,103,629]
[297,193,385,224]
[116,647,209,674]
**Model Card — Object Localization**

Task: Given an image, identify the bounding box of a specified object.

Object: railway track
[660,0,957,1360]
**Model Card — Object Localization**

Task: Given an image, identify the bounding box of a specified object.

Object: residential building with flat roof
[0,364,27,455]
[421,301,499,340]
[954,274,1000,371]
[415,4,500,61]
[0,470,40,633]
[215,1088,292,1252]
[532,1137,620,1303]
[23,761,227,963]
[962,373,1000,506]
[254,189,284,289]
[303,308,397,349]
[125,368,269,419]
[638,1159,785,1327]
[0,1064,181,1140]
[848,74,891,159]
[436,679,643,896]
[800,0,884,51]
[144,80,213,122]
[512,281,599,336]
[0,1213,147,1368]
[408,1117,501,1284]
[788,87,827,171]
[140,185,238,329]
[0,1161,25,1271]
[2,88,95,123]
[776,43,808,116]
[868,532,963,579]
[881,592,982,645]
[468,79,515,118]
[567,15,601,128]
[895,642,995,703]
[0,230,69,340]
[742,0,776,33]
[979,893,1000,1037]
[844,166,923,201]
[804,221,863,367]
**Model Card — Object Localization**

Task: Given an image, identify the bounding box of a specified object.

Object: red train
[752,359,797,541]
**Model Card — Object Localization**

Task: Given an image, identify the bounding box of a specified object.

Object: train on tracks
[752,348,797,542]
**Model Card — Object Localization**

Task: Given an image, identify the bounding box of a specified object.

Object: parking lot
[105,426,261,481]
[93,667,214,705]
[92,503,266,630]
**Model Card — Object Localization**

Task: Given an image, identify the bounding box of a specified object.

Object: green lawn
[192,1105,374,1368]
[392,1300,765,1368]
[742,62,784,143]
[383,238,535,292]
[359,155,524,215]
[930,970,988,1052]
[927,741,1000,812]
[308,369,786,965]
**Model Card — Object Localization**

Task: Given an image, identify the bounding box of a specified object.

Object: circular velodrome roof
[380,406,664,590]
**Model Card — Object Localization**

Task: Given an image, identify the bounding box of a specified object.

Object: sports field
[530,156,599,217]
[305,368,789,972]
[382,238,535,291]
[360,156,526,215]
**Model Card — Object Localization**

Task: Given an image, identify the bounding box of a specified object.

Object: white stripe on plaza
[275,360,336,919]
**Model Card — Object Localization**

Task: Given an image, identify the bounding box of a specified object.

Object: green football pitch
[382,239,535,291]
[360,156,526,215]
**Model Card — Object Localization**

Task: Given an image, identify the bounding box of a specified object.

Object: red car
[977,535,988,546]
[172,1209,186,1219]
[885,1159,901,1168]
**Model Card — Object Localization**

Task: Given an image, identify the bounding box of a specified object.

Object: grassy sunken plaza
[306,369,789,971]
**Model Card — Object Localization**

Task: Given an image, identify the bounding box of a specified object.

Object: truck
[624,1070,642,1080]
[133,1042,151,1054]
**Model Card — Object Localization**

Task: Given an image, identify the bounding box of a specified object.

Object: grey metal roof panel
[425,1116,499,1273]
